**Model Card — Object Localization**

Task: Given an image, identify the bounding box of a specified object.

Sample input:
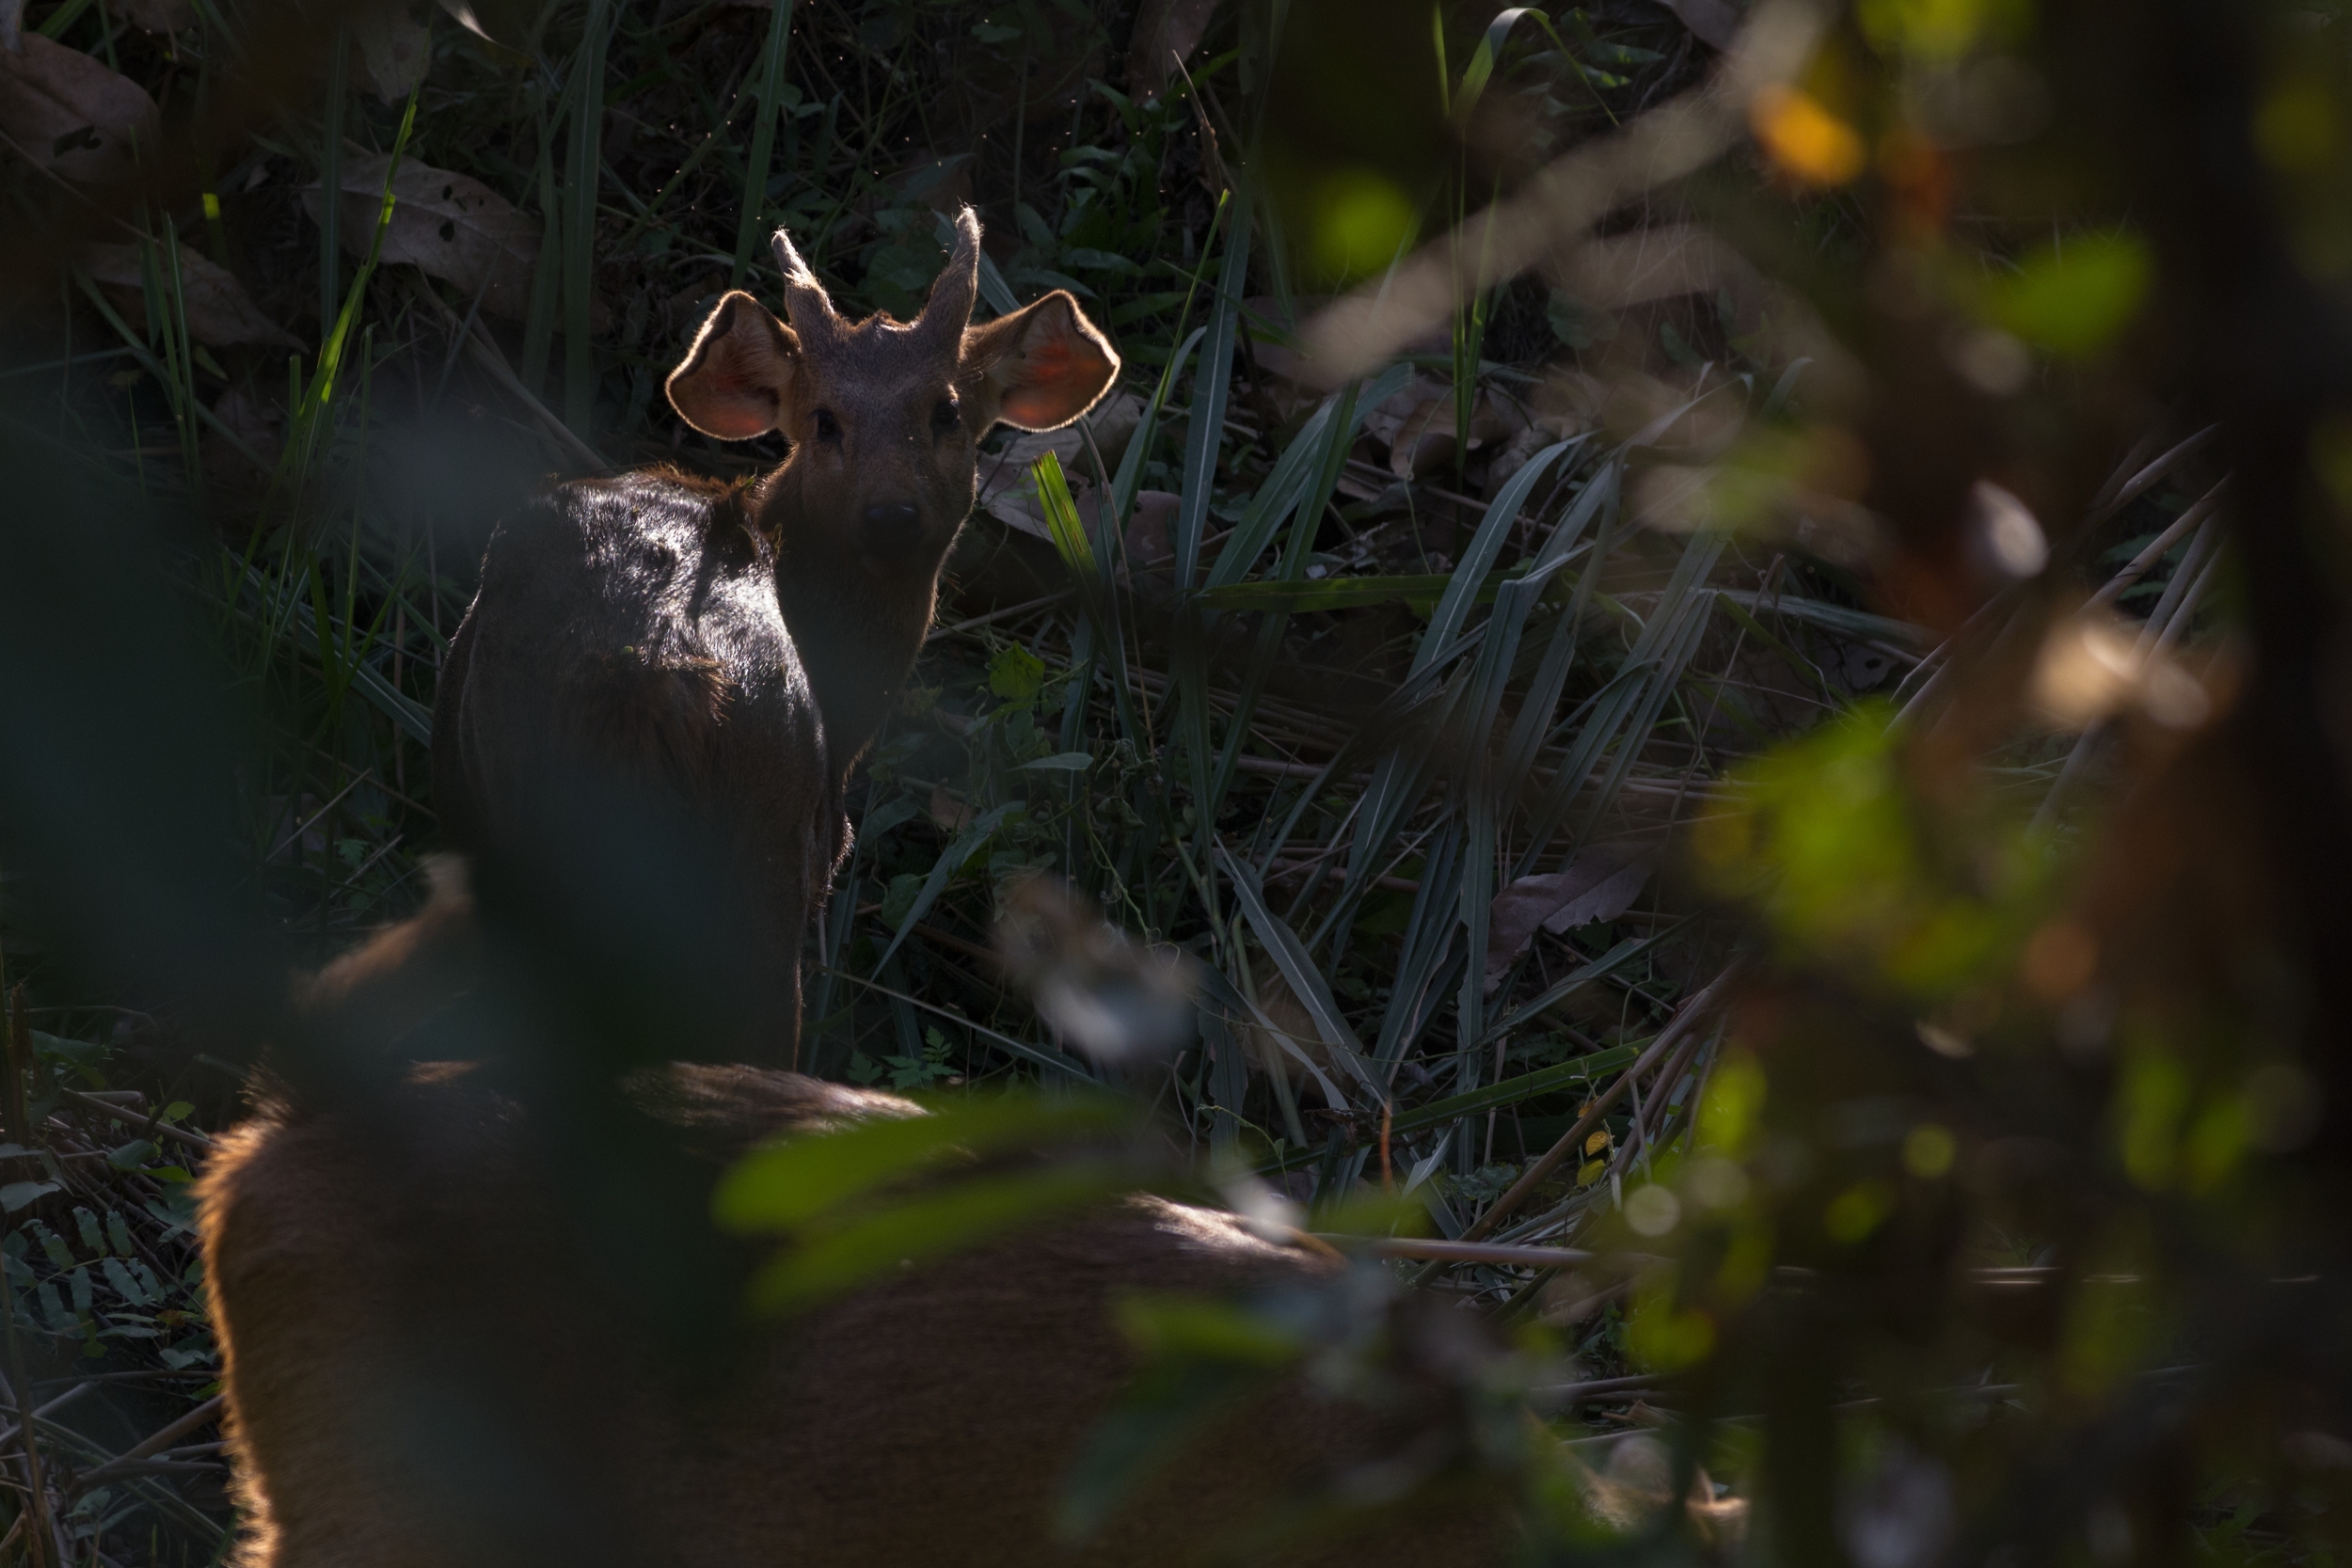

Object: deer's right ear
[666,293,800,440]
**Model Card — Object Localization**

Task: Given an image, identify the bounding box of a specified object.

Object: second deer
[431,210,1117,1066]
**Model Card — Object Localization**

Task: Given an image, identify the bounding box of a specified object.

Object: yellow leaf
[1750,86,1865,187]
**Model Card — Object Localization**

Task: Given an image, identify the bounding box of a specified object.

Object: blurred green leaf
[1058,1293,1309,1540]
[1982,230,2154,359]
[744,1161,1131,1312]
[714,1092,1130,1232]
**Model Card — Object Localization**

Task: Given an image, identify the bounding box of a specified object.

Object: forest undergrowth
[0,0,2254,1560]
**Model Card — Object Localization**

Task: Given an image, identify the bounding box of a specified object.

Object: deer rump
[199,1065,1502,1568]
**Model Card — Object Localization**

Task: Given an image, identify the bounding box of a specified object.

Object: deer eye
[813,407,842,442]
[932,396,960,433]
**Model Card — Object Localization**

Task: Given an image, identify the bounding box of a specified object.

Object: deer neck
[755,472,939,782]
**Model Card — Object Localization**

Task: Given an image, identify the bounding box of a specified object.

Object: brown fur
[433,212,1119,1067]
[199,1058,1514,1567]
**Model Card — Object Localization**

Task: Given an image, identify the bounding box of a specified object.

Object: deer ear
[667,293,799,440]
[961,291,1120,433]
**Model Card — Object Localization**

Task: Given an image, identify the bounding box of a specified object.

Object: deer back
[200,1058,1509,1568]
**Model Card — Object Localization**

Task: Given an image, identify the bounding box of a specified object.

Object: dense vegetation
[6,0,2351,1562]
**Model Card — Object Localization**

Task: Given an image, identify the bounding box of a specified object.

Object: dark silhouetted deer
[431,211,1117,1067]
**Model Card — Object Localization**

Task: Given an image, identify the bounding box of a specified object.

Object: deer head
[664,209,1120,588]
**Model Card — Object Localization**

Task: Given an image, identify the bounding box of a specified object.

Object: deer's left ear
[960,292,1120,433]
[667,293,801,440]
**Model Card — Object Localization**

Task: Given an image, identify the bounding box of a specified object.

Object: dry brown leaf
[0,32,159,184]
[1238,970,1327,1085]
[1384,388,1521,480]
[302,153,540,318]
[79,243,301,349]
[977,389,1144,509]
[206,387,284,474]
[1123,491,1181,571]
[928,783,974,834]
[353,2,432,103]
[119,0,193,31]
[1484,844,1655,993]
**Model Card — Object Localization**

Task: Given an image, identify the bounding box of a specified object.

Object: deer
[429,209,1118,1069]
[198,889,1527,1568]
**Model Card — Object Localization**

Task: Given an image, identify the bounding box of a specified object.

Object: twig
[1458,957,1745,1243]
[0,1361,54,1568]
[72,1396,226,1487]
[56,1088,215,1151]
[411,282,605,468]
[0,1382,93,1455]
[926,589,1073,643]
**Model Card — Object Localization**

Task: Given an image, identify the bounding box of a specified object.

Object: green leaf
[989,642,1048,702]
[1117,1293,1304,1365]
[873,801,1022,973]
[714,1092,1130,1232]
[1058,1294,1307,1540]
[106,1141,159,1171]
[743,1162,1130,1312]
[1021,751,1094,771]
[1983,231,2153,359]
[1385,1043,1642,1139]
[879,872,924,930]
[1033,451,1097,581]
[1,1181,59,1213]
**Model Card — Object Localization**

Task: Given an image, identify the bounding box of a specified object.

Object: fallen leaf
[1383,387,1523,480]
[1484,844,1655,992]
[982,473,1177,568]
[119,0,193,31]
[0,32,159,184]
[1238,969,1327,1085]
[1661,0,1740,50]
[1126,0,1221,101]
[929,782,973,833]
[977,389,1149,540]
[1123,490,1180,571]
[1360,372,1450,454]
[302,153,540,318]
[353,1,432,102]
[207,386,284,472]
[79,242,301,348]
[977,389,1144,509]
[1489,411,1587,486]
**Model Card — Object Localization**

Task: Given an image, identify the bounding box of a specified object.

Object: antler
[771,227,843,352]
[915,207,982,348]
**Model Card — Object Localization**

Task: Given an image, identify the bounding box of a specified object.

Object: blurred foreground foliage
[5,0,2352,1561]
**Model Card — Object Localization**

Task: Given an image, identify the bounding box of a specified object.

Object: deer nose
[862,502,922,551]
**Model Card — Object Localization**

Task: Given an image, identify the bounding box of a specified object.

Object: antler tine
[915,207,982,346]
[771,226,841,346]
